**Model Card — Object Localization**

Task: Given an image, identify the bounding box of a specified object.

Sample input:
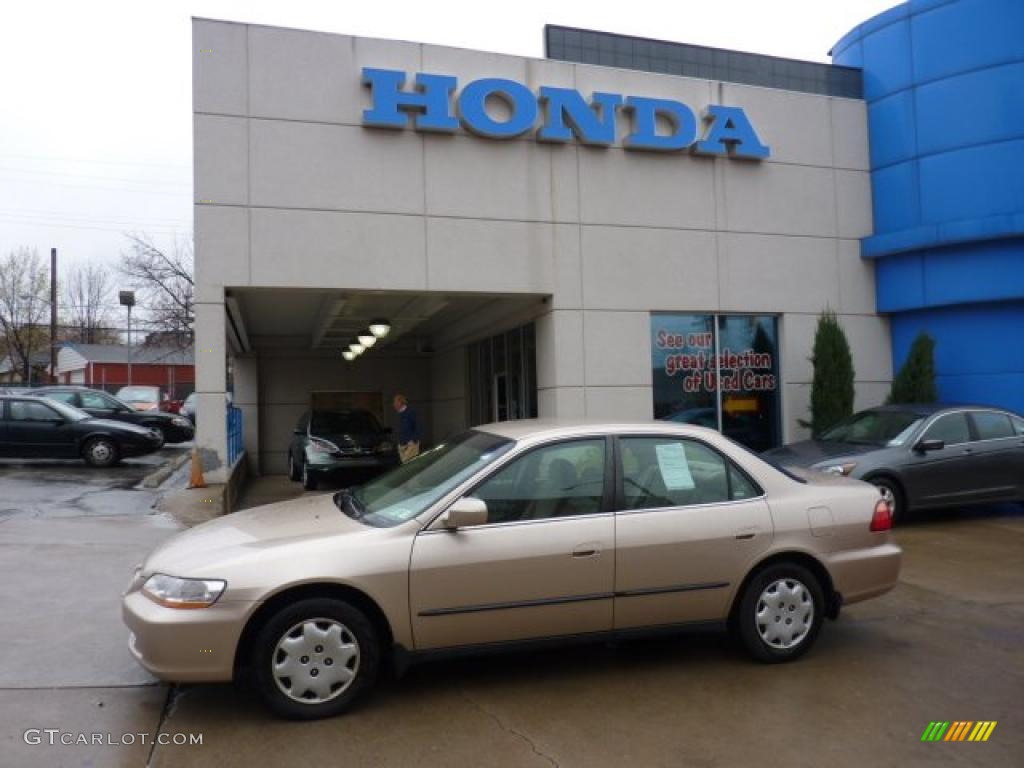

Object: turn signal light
[870,498,893,532]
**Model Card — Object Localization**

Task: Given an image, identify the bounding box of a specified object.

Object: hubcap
[90,442,112,463]
[755,578,814,650]
[272,618,359,704]
[878,486,896,517]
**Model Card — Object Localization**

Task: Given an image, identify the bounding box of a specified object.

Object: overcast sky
[0,0,896,275]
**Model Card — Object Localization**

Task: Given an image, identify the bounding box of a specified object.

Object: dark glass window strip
[545,25,862,99]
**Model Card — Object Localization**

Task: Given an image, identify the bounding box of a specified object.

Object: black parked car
[763,403,1024,522]
[287,409,399,490]
[0,395,163,467]
[34,386,194,447]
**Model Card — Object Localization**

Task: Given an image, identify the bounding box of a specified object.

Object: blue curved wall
[833,0,1024,413]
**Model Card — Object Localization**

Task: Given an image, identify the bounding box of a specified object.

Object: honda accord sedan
[0,394,163,466]
[123,419,900,720]
[764,404,1024,522]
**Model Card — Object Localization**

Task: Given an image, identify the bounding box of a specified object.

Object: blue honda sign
[362,68,770,160]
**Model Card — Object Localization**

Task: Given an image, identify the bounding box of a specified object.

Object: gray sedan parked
[764,404,1024,522]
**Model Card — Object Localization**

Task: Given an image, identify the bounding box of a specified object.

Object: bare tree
[119,233,194,347]
[0,247,50,382]
[62,262,116,344]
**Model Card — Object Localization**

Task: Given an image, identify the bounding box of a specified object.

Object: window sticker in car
[655,442,695,491]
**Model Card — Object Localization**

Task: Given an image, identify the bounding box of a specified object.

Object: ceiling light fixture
[349,342,365,355]
[357,332,377,348]
[368,319,391,338]
[342,349,356,361]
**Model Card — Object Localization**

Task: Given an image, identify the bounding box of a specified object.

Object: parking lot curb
[141,452,191,489]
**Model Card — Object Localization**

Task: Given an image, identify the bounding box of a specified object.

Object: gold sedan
[123,419,900,720]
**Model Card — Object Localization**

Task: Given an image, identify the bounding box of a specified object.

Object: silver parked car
[124,419,900,720]
[764,404,1024,522]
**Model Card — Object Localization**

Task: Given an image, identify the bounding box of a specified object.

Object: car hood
[87,418,154,436]
[315,431,387,451]
[142,493,375,578]
[140,410,179,423]
[763,440,877,467]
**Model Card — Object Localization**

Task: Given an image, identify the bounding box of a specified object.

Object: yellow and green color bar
[921,721,997,742]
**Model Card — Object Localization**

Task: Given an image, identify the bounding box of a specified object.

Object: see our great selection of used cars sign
[361,68,771,159]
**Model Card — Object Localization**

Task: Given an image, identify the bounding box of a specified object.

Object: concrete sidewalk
[0,454,188,767]
[0,511,182,767]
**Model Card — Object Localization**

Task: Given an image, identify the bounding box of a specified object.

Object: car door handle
[962,447,974,455]
[571,545,601,558]
[735,526,761,540]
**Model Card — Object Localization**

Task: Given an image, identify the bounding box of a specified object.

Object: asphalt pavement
[0,459,1021,768]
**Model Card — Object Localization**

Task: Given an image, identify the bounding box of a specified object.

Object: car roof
[864,403,1019,416]
[471,417,721,441]
[34,385,93,391]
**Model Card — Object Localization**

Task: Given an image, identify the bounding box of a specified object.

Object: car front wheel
[83,437,119,468]
[302,461,318,491]
[251,598,379,720]
[868,477,905,525]
[287,453,300,482]
[736,563,824,663]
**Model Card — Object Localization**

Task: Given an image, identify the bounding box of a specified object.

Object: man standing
[393,393,421,463]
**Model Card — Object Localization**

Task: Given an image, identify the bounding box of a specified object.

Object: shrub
[888,332,937,404]
[805,310,855,436]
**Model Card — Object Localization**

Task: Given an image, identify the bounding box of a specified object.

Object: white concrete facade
[192,18,888,478]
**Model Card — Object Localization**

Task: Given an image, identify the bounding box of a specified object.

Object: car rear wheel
[251,598,379,720]
[868,477,905,525]
[736,563,823,663]
[302,461,318,491]
[287,453,300,482]
[83,437,119,468]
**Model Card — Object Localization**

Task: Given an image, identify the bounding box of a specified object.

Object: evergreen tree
[888,332,937,404]
[805,310,855,436]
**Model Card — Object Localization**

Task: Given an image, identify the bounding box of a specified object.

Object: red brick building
[56,343,194,400]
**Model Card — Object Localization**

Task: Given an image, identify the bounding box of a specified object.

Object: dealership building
[191,0,1022,481]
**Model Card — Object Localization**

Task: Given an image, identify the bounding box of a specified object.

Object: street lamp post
[119,291,135,386]
[50,248,57,384]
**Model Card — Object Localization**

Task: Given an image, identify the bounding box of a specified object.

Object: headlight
[142,574,226,609]
[820,463,857,476]
[308,437,341,455]
[377,441,394,452]
[171,417,191,427]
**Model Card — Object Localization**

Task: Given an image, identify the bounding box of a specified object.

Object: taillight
[870,498,892,532]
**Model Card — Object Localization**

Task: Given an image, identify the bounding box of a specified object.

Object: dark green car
[287,409,399,490]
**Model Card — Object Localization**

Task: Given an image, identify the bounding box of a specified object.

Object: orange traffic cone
[188,447,207,489]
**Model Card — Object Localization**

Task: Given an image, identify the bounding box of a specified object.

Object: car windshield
[340,430,515,527]
[820,410,925,446]
[310,410,381,434]
[118,386,158,403]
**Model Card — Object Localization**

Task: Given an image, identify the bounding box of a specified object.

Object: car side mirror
[440,497,489,529]
[915,438,945,453]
